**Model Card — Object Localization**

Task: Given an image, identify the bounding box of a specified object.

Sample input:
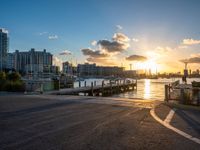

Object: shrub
[0,72,6,80]
[3,80,25,92]
[0,72,25,92]
[7,72,21,82]
[0,72,6,90]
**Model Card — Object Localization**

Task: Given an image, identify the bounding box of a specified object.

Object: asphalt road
[0,95,200,150]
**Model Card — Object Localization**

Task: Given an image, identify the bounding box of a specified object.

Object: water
[74,78,200,101]
[113,79,171,101]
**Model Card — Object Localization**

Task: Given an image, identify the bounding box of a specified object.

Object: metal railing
[164,80,200,106]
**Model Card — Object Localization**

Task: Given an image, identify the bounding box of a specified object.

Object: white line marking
[150,108,200,145]
[164,109,176,124]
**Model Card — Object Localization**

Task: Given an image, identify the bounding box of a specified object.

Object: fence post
[102,80,104,96]
[79,81,81,87]
[135,79,137,90]
[84,81,86,87]
[110,80,112,94]
[102,80,104,87]
[40,83,43,94]
[91,82,94,96]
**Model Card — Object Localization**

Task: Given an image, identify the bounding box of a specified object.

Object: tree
[0,72,6,90]
[0,72,24,92]
[0,72,6,81]
[7,72,21,81]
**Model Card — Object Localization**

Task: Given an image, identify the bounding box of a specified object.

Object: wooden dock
[48,79,137,96]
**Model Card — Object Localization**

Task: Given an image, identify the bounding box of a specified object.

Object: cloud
[1,28,9,33]
[98,33,130,53]
[126,55,147,61]
[91,40,97,46]
[59,50,72,55]
[113,33,130,42]
[39,32,48,36]
[190,53,200,57]
[53,56,63,68]
[98,40,130,53]
[156,46,172,53]
[81,32,131,65]
[48,35,58,40]
[180,53,200,63]
[81,48,109,58]
[180,57,200,63]
[132,38,139,42]
[116,25,123,30]
[178,45,188,49]
[182,38,200,45]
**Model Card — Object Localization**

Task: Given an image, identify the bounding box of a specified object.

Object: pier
[48,79,137,96]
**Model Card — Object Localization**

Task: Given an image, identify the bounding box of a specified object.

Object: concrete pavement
[0,95,200,150]
[153,102,200,142]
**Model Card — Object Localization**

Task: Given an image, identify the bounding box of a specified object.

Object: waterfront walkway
[0,95,200,150]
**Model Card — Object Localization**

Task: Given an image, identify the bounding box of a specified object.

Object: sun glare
[133,60,158,74]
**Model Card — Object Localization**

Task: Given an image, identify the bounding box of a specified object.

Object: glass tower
[0,28,9,71]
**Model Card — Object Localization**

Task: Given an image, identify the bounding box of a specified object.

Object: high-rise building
[77,63,97,76]
[63,61,73,75]
[0,28,9,71]
[77,63,124,77]
[13,48,53,75]
[6,53,14,69]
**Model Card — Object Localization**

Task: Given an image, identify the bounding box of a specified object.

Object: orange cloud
[183,38,200,45]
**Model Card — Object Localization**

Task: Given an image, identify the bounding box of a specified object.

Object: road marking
[150,108,200,145]
[164,108,176,124]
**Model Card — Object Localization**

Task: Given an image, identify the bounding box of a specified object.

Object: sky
[1,0,200,73]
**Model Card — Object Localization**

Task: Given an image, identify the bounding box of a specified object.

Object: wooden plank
[48,82,137,95]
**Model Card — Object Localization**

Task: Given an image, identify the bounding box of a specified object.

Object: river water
[74,78,200,101]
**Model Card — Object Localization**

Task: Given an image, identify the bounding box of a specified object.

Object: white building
[13,48,53,75]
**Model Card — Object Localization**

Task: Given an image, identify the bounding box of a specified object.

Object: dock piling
[79,81,81,87]
[136,79,137,90]
[91,82,94,96]
[101,80,104,96]
[164,85,169,102]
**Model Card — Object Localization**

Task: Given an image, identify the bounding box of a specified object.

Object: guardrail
[164,80,200,106]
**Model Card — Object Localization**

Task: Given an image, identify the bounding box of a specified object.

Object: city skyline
[1,0,200,73]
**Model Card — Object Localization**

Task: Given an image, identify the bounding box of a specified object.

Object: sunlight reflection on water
[113,79,168,101]
[144,79,151,99]
[74,78,200,101]
[113,78,200,100]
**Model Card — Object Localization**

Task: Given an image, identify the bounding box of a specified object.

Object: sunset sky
[1,0,200,73]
